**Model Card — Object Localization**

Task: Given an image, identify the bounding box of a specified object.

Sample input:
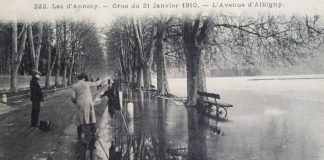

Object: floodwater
[95,75,324,160]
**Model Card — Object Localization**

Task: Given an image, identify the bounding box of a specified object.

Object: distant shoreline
[248,77,324,81]
[164,74,324,79]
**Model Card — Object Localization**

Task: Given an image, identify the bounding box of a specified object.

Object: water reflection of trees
[187,107,208,160]
[108,134,186,160]
[108,96,188,160]
[97,90,211,160]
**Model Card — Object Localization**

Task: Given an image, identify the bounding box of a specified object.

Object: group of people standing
[29,70,121,159]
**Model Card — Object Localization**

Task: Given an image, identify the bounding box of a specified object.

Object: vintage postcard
[0,0,323,159]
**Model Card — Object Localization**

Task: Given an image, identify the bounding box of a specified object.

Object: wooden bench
[197,91,233,120]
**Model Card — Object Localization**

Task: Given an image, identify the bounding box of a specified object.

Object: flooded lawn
[96,91,190,160]
[95,75,324,160]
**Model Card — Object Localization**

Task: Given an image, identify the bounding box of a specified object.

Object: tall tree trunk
[45,23,53,88]
[156,20,171,96]
[54,48,62,87]
[132,68,137,86]
[156,98,167,159]
[62,62,67,87]
[128,66,133,86]
[28,25,36,70]
[10,71,18,92]
[156,35,165,95]
[67,60,74,85]
[28,22,43,70]
[122,71,127,85]
[136,67,143,89]
[142,24,156,90]
[7,46,11,75]
[133,17,156,90]
[51,51,57,72]
[184,44,201,106]
[54,22,63,87]
[182,15,209,106]
[0,53,3,74]
[187,107,208,160]
[163,55,170,95]
[55,68,60,87]
[10,21,27,92]
[198,49,207,93]
[119,40,128,84]
[142,66,151,90]
[0,51,4,74]
[45,46,51,88]
[61,22,68,87]
[34,22,43,70]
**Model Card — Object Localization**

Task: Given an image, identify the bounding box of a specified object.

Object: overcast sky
[1,0,324,24]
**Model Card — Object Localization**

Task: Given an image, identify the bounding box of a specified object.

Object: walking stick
[119,110,129,132]
[97,139,110,159]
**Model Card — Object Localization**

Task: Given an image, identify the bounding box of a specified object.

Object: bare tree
[0,23,12,75]
[67,21,95,85]
[105,17,138,86]
[181,13,323,107]
[27,22,43,70]
[10,20,27,92]
[54,21,63,87]
[132,16,156,89]
[182,13,210,106]
[44,22,54,88]
[156,16,174,95]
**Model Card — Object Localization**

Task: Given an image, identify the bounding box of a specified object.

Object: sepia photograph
[0,0,324,159]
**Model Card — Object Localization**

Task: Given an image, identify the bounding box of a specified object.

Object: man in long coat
[71,74,103,160]
[30,70,44,127]
[71,74,102,138]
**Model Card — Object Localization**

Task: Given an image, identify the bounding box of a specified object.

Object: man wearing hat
[30,69,44,127]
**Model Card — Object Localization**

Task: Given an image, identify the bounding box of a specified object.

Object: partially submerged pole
[2,92,7,103]
[126,102,134,135]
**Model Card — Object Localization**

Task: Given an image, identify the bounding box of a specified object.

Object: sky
[1,0,324,25]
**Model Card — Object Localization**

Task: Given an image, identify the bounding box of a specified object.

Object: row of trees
[1,12,323,105]
[210,66,262,77]
[0,19,107,92]
[105,12,324,106]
